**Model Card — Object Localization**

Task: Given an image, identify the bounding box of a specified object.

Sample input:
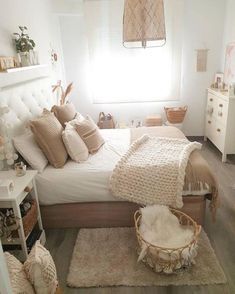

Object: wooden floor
[45,140,235,294]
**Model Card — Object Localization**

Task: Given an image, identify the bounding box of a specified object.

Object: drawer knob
[217,128,221,132]
[210,98,213,102]
[219,104,223,107]
[208,120,211,124]
[218,111,223,117]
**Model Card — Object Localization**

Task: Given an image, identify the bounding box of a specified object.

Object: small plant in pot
[13,26,38,66]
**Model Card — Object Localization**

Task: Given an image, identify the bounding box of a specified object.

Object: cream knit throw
[110,135,201,208]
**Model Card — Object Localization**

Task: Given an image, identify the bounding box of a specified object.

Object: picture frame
[214,73,224,89]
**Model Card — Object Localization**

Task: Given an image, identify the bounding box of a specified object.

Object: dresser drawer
[206,93,216,117]
[205,116,214,140]
[215,97,228,126]
[212,121,226,152]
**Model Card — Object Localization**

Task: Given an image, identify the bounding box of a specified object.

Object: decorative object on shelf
[145,115,162,127]
[0,56,19,72]
[0,209,19,242]
[224,43,235,87]
[97,112,115,129]
[15,161,27,177]
[0,179,14,197]
[13,26,39,67]
[229,83,235,96]
[52,80,73,105]
[123,0,166,48]
[164,106,188,124]
[0,106,18,170]
[50,45,58,66]
[196,49,209,72]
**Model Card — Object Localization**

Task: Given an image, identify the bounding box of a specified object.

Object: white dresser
[205,88,235,162]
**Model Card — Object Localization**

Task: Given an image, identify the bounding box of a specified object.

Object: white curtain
[84,0,184,103]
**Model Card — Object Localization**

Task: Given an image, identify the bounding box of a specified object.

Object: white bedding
[36,129,210,205]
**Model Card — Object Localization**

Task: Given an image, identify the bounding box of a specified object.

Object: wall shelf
[0,64,50,91]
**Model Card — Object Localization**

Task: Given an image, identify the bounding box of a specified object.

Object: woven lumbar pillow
[51,103,77,127]
[24,241,58,294]
[4,252,35,294]
[30,111,68,168]
[62,123,89,162]
[75,115,105,154]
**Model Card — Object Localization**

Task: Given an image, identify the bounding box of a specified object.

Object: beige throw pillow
[4,252,35,294]
[62,123,89,162]
[30,112,68,168]
[75,115,105,154]
[24,241,58,294]
[51,103,76,127]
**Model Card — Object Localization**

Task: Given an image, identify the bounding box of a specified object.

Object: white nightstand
[0,170,45,260]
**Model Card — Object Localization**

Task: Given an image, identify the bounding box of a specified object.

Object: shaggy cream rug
[67,227,226,288]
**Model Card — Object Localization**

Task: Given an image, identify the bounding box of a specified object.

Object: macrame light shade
[123,0,166,48]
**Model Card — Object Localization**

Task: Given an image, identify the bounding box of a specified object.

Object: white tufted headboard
[0,77,56,138]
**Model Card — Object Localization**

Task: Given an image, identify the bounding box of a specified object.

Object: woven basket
[134,208,201,274]
[12,200,38,238]
[164,106,188,124]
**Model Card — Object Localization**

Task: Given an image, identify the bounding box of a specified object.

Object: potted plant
[13,26,38,66]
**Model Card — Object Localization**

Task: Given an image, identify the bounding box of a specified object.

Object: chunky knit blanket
[110,135,201,208]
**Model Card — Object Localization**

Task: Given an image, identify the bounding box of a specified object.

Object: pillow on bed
[62,123,89,162]
[30,112,68,168]
[51,103,77,127]
[13,131,48,173]
[75,115,105,154]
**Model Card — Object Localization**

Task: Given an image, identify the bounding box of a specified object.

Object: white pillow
[62,123,89,162]
[24,241,58,294]
[4,252,35,294]
[13,131,48,173]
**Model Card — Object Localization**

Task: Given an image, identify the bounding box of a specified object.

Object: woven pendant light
[123,0,166,48]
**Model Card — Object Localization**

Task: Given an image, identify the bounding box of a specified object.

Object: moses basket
[134,208,201,274]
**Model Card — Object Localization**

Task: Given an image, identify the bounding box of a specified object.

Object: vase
[19,52,31,67]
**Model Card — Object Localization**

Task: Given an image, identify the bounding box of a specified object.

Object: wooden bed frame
[40,195,207,229]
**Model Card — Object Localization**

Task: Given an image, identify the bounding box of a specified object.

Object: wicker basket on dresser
[204,88,235,162]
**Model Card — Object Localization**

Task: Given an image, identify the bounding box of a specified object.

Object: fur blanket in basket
[110,134,201,208]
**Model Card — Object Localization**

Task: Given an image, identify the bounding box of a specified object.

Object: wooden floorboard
[45,140,234,294]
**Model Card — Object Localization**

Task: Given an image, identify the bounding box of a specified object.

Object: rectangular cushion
[13,131,48,173]
[62,123,89,162]
[75,115,105,154]
[30,112,68,168]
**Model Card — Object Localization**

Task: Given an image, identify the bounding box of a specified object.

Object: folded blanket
[110,134,201,209]
[111,126,219,219]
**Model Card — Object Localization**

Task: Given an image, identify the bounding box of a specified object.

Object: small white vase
[19,52,31,67]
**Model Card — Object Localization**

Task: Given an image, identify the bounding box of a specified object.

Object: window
[84,0,184,103]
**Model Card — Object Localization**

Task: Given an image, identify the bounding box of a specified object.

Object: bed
[38,127,215,228]
[0,77,217,228]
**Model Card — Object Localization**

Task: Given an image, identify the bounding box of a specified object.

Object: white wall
[0,0,65,82]
[59,0,226,135]
[221,0,235,69]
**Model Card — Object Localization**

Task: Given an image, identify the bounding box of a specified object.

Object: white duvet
[36,129,210,205]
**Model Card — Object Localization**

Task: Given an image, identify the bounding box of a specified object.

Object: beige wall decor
[196,49,208,72]
[123,0,166,48]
